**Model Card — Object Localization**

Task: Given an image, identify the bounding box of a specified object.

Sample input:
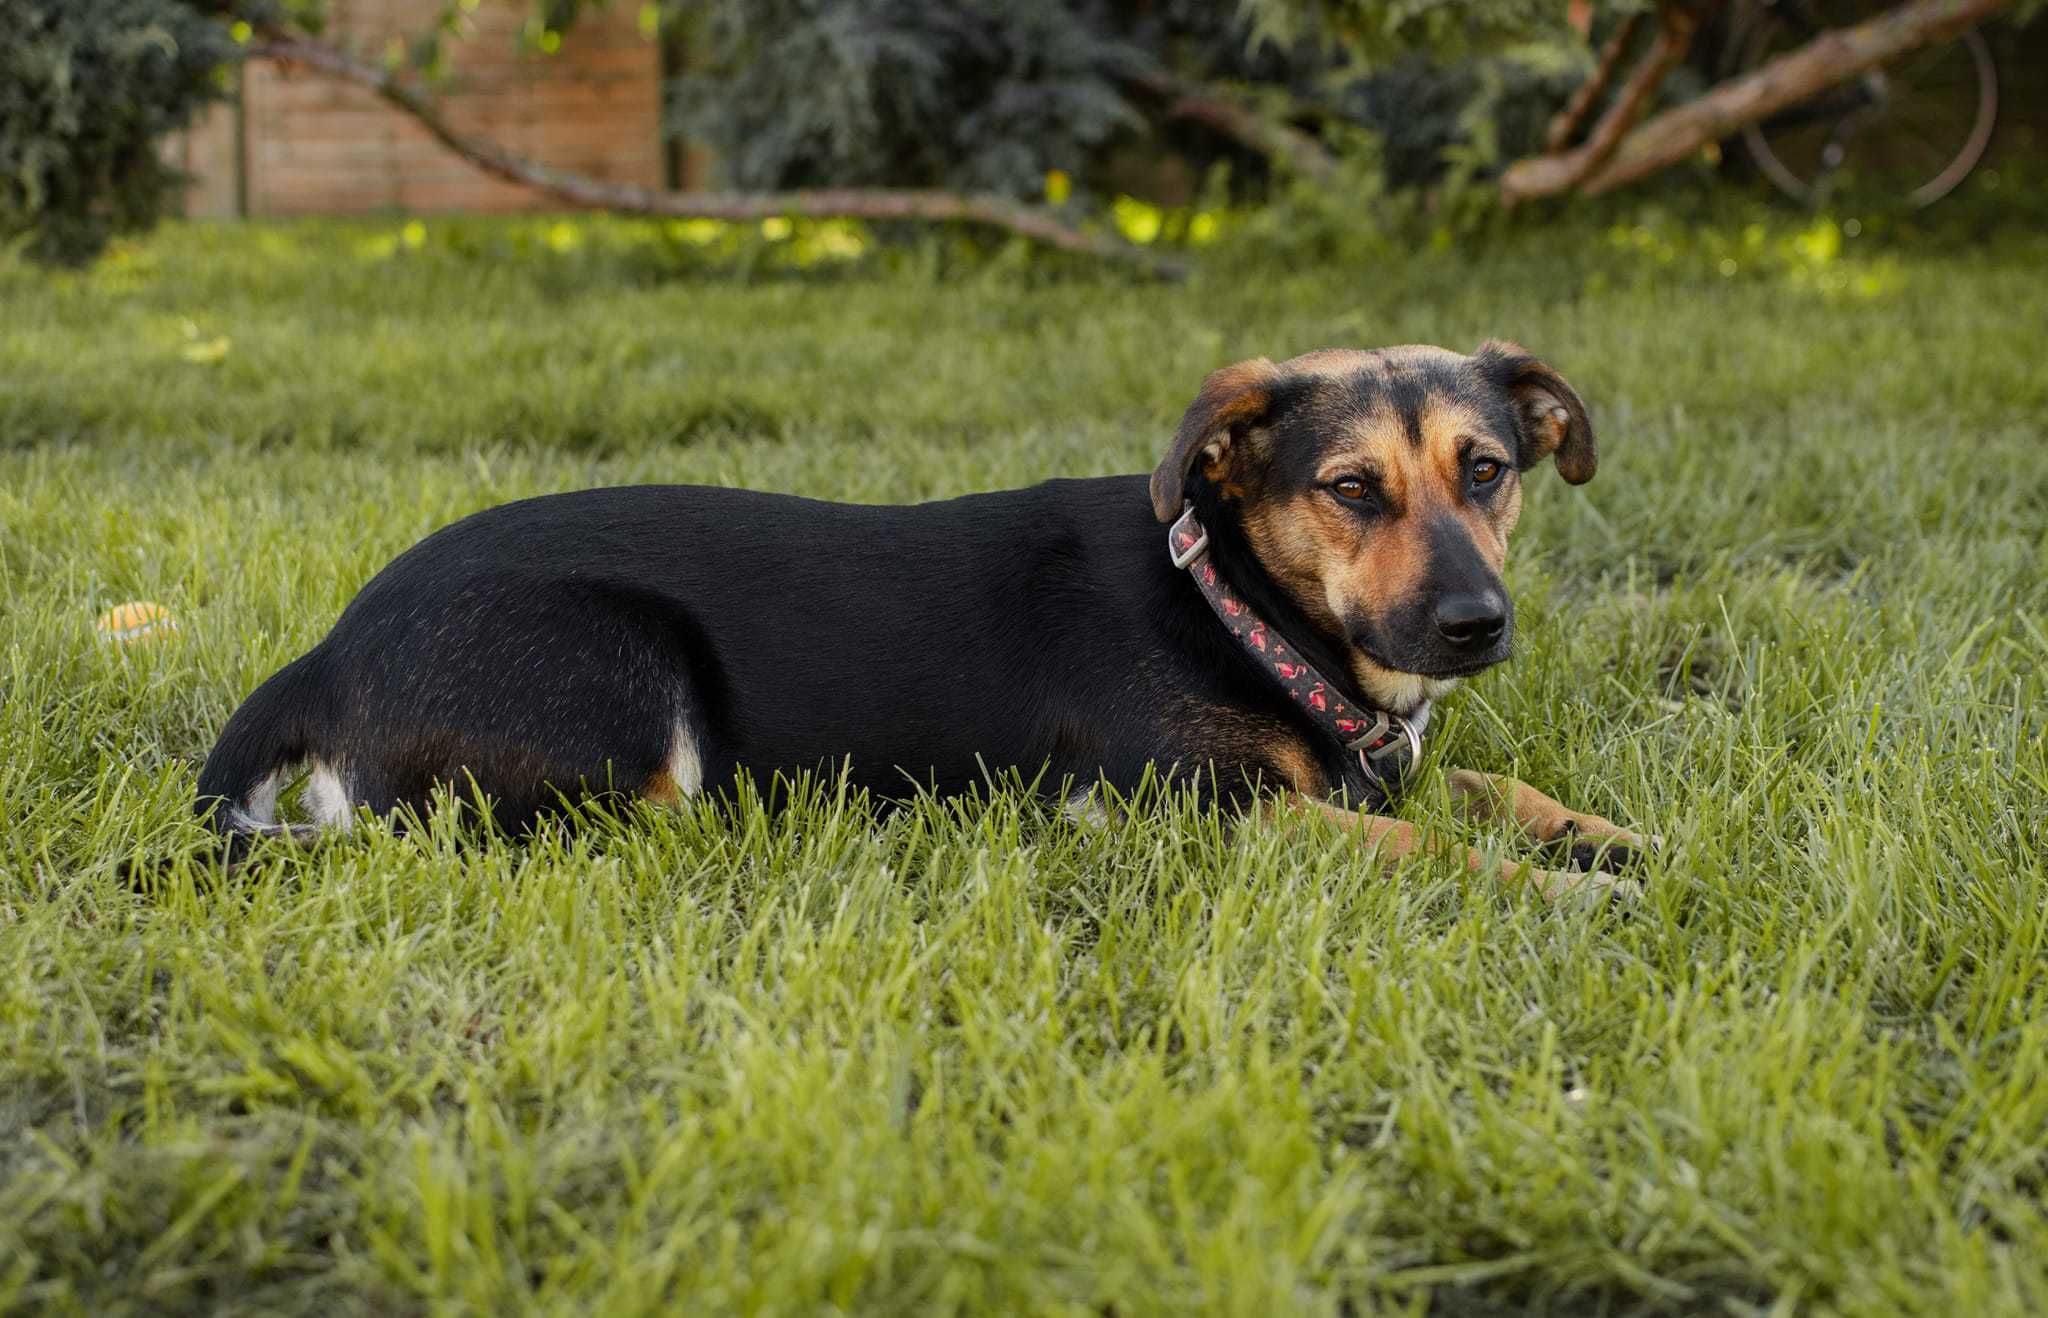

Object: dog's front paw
[1530,864,1643,905]
[1558,822,1659,876]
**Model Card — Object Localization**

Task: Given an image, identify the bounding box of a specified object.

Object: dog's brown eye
[1332,477,1368,500]
[1472,459,1503,486]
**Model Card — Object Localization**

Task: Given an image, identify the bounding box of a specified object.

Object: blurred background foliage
[2,0,2045,267]
[652,0,1603,203]
[0,0,236,265]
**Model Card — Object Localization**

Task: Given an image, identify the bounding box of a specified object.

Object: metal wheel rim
[1738,21,1998,209]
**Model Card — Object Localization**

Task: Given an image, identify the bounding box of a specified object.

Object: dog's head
[1151,342,1595,712]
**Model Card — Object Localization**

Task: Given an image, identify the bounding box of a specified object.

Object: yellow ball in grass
[96,600,178,646]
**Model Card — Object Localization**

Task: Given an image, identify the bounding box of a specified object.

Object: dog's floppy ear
[1473,340,1596,485]
[1150,357,1284,522]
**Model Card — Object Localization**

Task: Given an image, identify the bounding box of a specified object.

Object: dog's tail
[194,649,331,850]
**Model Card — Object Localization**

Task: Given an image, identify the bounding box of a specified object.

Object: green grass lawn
[3,213,2046,1315]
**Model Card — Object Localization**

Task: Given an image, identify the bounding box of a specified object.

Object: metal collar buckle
[1346,710,1422,779]
[1167,504,1209,570]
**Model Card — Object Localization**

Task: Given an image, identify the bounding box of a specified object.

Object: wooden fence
[167,0,665,217]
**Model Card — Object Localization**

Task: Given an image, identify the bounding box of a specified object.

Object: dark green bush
[656,0,1591,210]
[0,0,234,266]
[663,1,1168,197]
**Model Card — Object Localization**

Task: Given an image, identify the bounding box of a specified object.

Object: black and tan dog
[197,342,1649,897]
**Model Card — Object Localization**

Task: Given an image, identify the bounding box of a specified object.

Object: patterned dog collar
[1169,504,1422,786]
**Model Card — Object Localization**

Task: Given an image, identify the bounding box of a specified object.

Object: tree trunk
[1580,0,2010,195]
[249,31,1188,279]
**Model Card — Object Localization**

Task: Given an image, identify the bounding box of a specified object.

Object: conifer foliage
[666,1,1165,196]
[1,0,234,265]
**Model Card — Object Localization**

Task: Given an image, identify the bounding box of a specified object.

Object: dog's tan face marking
[1311,391,1517,587]
[1154,342,1595,710]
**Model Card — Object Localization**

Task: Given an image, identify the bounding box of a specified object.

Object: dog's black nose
[1434,593,1507,648]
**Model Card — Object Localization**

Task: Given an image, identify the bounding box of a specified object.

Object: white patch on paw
[666,721,704,798]
[1536,867,1642,904]
[1062,787,1112,829]
[243,770,282,825]
[304,762,355,832]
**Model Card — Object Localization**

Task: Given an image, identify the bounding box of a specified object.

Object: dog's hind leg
[195,650,340,850]
[1445,770,1653,874]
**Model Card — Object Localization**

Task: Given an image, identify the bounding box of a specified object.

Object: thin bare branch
[1500,2,1701,206]
[1545,11,1645,153]
[1119,69,1336,180]
[247,29,1189,279]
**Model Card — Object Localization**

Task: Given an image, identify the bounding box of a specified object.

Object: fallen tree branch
[247,29,1189,278]
[1581,0,2010,195]
[1500,2,1700,206]
[1544,11,1645,153]
[1119,69,1335,180]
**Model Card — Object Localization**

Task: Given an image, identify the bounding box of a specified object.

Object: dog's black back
[198,477,1342,830]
